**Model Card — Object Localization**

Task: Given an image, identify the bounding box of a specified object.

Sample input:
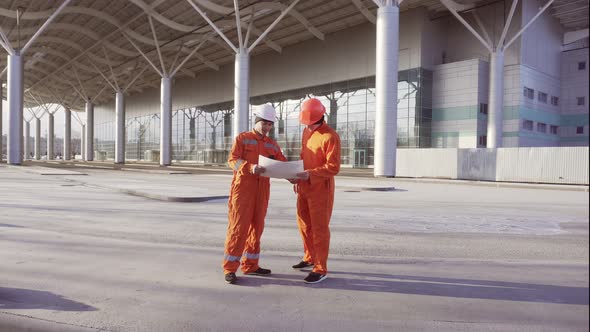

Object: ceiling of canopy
[0,0,586,111]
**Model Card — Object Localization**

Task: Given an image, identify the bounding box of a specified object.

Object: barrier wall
[396,147,589,185]
[396,149,457,178]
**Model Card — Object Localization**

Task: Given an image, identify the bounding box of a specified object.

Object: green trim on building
[432,131,477,138]
[561,114,589,126]
[432,106,478,121]
[432,106,587,126]
[561,136,590,142]
[503,130,560,141]
[518,106,560,125]
[502,132,519,137]
[503,105,520,120]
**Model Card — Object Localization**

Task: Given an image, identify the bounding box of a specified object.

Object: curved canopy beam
[252,2,324,40]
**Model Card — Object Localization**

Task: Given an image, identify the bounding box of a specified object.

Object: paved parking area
[0,163,588,331]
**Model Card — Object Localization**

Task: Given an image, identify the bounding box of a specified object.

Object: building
[1,0,588,171]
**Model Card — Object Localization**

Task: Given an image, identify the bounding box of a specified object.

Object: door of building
[354,149,366,168]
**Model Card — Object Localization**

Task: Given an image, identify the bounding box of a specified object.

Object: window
[538,92,548,103]
[551,96,559,106]
[579,62,586,70]
[478,135,487,146]
[479,103,488,115]
[577,97,585,106]
[537,122,547,133]
[523,87,534,99]
[523,120,534,130]
[550,125,558,135]
[576,126,584,134]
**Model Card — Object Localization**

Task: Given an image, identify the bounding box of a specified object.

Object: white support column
[7,54,24,165]
[34,118,41,160]
[187,0,298,139]
[374,4,399,177]
[85,101,94,161]
[115,91,125,164]
[64,108,71,160]
[81,124,86,160]
[24,121,30,160]
[234,50,250,138]
[0,83,3,161]
[487,51,504,148]
[160,77,172,166]
[47,113,54,160]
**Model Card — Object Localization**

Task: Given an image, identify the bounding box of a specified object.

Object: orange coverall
[223,130,286,274]
[296,122,341,275]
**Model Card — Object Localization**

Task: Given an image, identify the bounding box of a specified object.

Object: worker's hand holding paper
[258,155,303,179]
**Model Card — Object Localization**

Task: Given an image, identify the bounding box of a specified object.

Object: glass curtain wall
[94,67,432,166]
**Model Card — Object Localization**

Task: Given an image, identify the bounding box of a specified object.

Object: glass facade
[95,67,432,167]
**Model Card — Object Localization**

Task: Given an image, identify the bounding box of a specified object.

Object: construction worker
[223,103,287,284]
[291,98,341,284]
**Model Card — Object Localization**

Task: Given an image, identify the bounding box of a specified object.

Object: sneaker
[245,267,271,275]
[292,261,314,269]
[304,272,327,284]
[224,272,237,284]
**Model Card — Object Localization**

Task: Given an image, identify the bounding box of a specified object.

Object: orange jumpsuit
[223,130,286,274]
[296,123,341,275]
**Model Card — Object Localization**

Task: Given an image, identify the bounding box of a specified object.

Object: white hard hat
[254,103,276,123]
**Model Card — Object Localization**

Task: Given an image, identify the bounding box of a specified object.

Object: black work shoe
[292,261,314,269]
[304,272,327,284]
[224,272,237,284]
[246,267,271,275]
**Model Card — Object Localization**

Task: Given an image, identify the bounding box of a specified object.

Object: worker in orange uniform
[291,98,341,284]
[223,104,287,284]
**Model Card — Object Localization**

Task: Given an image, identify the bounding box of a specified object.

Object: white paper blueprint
[258,155,303,179]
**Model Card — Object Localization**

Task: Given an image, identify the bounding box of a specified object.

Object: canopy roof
[0,0,587,111]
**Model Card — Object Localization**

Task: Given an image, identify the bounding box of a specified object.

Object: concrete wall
[396,147,589,185]
[516,65,561,147]
[520,0,563,78]
[560,47,589,146]
[512,0,563,147]
[431,59,482,148]
[421,8,446,70]
[502,64,521,147]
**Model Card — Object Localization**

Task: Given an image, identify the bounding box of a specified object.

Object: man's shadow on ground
[0,287,96,311]
[236,271,589,306]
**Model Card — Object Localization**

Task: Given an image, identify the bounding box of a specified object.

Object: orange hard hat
[299,98,326,125]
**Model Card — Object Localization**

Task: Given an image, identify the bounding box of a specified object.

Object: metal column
[47,113,54,160]
[7,54,24,165]
[234,50,250,138]
[85,102,94,161]
[487,51,504,148]
[160,77,172,166]
[64,108,71,160]
[374,4,399,177]
[81,124,86,160]
[115,91,125,164]
[24,121,30,160]
[0,84,2,161]
[34,118,41,160]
